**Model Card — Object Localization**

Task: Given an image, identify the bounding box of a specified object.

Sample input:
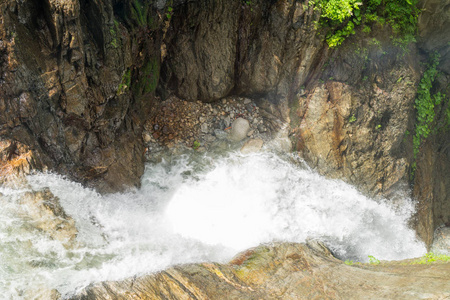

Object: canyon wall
[0,0,449,245]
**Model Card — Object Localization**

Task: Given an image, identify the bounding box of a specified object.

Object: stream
[0,150,426,298]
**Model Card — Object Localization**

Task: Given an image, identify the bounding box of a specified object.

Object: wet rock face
[162,0,324,102]
[292,73,418,198]
[431,226,450,254]
[72,242,450,299]
[0,185,78,249]
[0,139,42,189]
[18,188,78,248]
[0,0,161,192]
[417,0,450,74]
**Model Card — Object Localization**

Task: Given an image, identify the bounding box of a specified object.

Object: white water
[0,151,426,298]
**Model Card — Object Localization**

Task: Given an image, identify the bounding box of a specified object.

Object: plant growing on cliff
[193,140,201,150]
[314,0,361,47]
[349,114,356,123]
[344,259,354,265]
[109,20,121,49]
[411,53,446,176]
[368,255,380,264]
[317,0,419,50]
[410,252,450,264]
[166,6,173,20]
[130,0,150,27]
[117,69,132,95]
[132,58,159,96]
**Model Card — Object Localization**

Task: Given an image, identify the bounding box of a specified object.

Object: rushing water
[0,151,426,298]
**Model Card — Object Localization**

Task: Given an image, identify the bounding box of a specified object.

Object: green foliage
[193,140,201,150]
[317,0,419,50]
[368,255,380,265]
[411,54,445,176]
[317,0,361,48]
[368,38,381,47]
[446,104,450,127]
[349,114,356,123]
[242,0,254,12]
[109,20,120,49]
[362,25,371,33]
[130,0,150,27]
[132,58,159,96]
[319,0,361,22]
[117,69,132,95]
[326,20,356,48]
[166,6,173,20]
[384,0,418,51]
[142,59,159,94]
[410,253,450,264]
[345,252,450,266]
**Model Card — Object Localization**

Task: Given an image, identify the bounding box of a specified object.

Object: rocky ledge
[142,95,289,161]
[71,241,450,300]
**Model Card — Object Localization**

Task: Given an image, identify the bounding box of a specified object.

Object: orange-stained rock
[71,242,450,300]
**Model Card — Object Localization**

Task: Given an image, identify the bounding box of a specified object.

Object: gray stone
[224,116,231,127]
[240,138,264,154]
[201,123,209,133]
[228,118,250,142]
[204,134,216,142]
[214,129,228,140]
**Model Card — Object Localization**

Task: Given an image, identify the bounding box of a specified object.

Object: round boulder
[228,118,250,142]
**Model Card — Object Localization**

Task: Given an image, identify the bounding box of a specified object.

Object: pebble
[143,133,152,143]
[142,96,271,155]
[224,116,231,127]
[201,123,208,133]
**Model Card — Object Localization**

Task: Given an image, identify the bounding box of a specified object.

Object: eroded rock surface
[18,188,78,248]
[0,187,78,249]
[431,226,450,254]
[241,138,264,154]
[0,0,165,192]
[71,242,450,300]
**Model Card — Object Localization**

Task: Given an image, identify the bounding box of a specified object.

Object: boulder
[240,138,264,154]
[228,118,250,142]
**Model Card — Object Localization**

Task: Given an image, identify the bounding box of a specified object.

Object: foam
[0,151,426,297]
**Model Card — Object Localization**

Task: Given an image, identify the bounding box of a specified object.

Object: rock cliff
[0,0,449,244]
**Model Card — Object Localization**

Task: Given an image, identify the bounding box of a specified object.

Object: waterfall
[0,151,426,298]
